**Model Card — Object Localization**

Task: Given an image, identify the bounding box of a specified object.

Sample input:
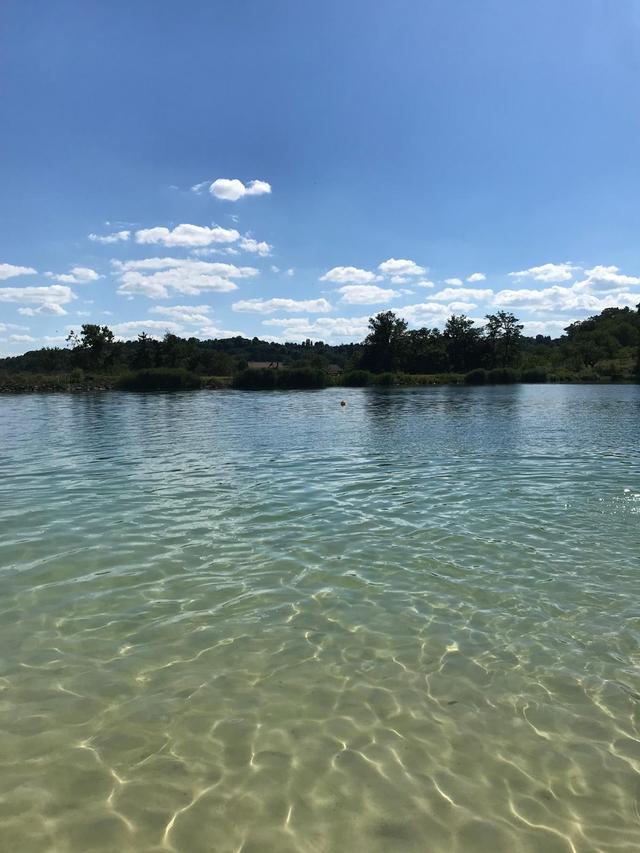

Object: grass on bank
[1,362,638,393]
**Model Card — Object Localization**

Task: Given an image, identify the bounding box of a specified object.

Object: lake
[0,384,639,853]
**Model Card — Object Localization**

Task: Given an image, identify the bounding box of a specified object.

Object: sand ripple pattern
[0,385,639,852]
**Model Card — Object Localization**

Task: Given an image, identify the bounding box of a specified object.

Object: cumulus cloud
[238,236,272,256]
[150,304,213,325]
[378,258,426,277]
[493,282,638,313]
[508,262,575,283]
[0,284,75,315]
[320,266,382,285]
[196,324,245,339]
[209,178,271,201]
[579,265,640,291]
[337,285,401,304]
[47,266,100,284]
[262,315,371,342]
[113,257,258,299]
[0,263,37,280]
[466,272,486,283]
[88,230,130,244]
[416,280,435,288]
[135,224,240,247]
[111,319,184,339]
[521,319,573,337]
[444,278,463,286]
[232,297,332,314]
[431,287,493,302]
[398,301,484,328]
[9,334,35,343]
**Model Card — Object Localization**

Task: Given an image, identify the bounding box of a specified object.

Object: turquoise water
[0,385,639,853]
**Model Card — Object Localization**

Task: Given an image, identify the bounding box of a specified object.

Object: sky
[1,0,640,355]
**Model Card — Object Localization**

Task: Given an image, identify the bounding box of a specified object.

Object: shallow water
[0,384,639,853]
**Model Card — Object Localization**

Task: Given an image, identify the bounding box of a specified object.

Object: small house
[247,361,283,370]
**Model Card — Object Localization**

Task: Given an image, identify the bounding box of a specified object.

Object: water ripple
[0,385,639,852]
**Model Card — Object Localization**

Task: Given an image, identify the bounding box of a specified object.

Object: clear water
[0,385,639,853]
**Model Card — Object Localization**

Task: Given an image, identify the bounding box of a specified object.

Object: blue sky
[1,0,640,354]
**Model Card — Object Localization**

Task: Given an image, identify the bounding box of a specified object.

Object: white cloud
[390,275,408,284]
[150,304,213,325]
[466,272,486,283]
[521,319,572,337]
[493,282,638,313]
[47,266,100,284]
[431,287,493,302]
[508,262,575,283]
[9,334,35,343]
[232,297,332,314]
[190,180,210,194]
[0,263,37,280]
[320,266,382,285]
[238,236,272,256]
[135,224,240,247]
[270,265,280,273]
[444,278,463,286]
[416,280,435,288]
[337,285,401,304]
[0,284,75,315]
[88,230,130,244]
[209,178,271,201]
[111,319,184,340]
[398,301,484,328]
[286,268,294,277]
[196,324,244,339]
[0,322,29,332]
[579,265,640,291]
[262,315,371,342]
[113,257,257,299]
[378,258,426,277]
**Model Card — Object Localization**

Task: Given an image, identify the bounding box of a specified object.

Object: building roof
[247,361,283,369]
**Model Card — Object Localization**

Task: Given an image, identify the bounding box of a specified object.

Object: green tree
[66,324,115,370]
[636,303,640,379]
[403,327,447,373]
[484,311,523,368]
[133,332,157,369]
[443,315,482,373]
[361,311,408,372]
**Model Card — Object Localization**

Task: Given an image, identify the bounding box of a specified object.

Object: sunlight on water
[0,385,639,852]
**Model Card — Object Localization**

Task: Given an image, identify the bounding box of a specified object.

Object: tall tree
[443,315,482,373]
[361,311,408,372]
[66,324,115,370]
[484,311,523,368]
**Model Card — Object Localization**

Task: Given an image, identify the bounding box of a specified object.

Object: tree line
[1,304,639,384]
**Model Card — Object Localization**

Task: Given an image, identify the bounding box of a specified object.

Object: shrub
[520,367,548,383]
[341,370,372,387]
[372,372,397,386]
[233,367,327,390]
[70,367,84,383]
[233,368,278,390]
[465,368,488,385]
[576,370,600,383]
[117,368,202,391]
[276,367,327,389]
[487,367,519,384]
